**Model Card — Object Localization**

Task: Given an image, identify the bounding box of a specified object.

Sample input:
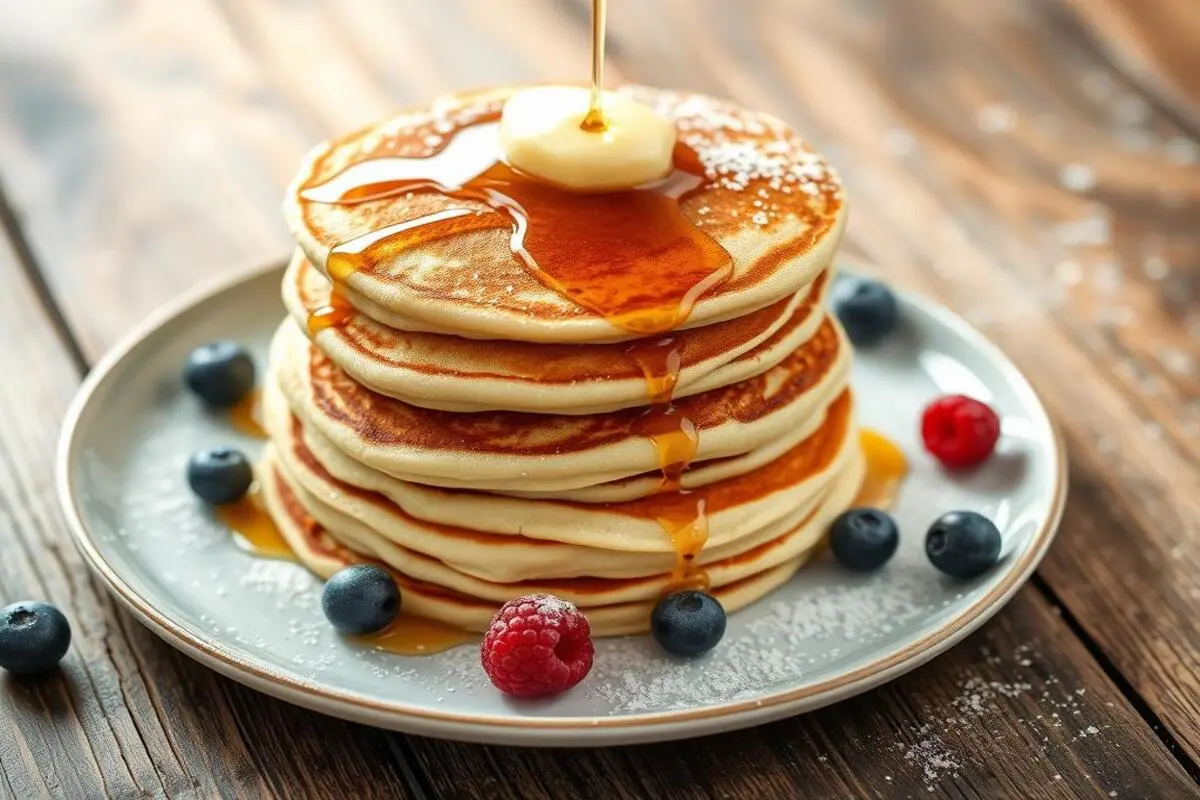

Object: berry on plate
[481,594,594,698]
[184,340,256,408]
[0,601,72,675]
[926,511,1002,578]
[830,508,899,571]
[832,277,899,346]
[187,447,253,505]
[322,565,400,634]
[921,394,1001,469]
[650,591,726,656]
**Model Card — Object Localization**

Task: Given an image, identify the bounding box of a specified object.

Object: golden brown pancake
[283,86,846,343]
[265,381,861,572]
[271,313,853,493]
[260,448,853,636]
[283,251,833,414]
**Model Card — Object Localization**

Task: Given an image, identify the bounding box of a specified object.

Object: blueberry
[187,448,253,505]
[184,341,255,407]
[322,565,400,634]
[650,591,726,656]
[832,278,899,346]
[830,508,899,571]
[926,511,1002,578]
[0,601,72,675]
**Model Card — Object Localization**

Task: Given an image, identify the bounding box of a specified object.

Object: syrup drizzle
[855,429,907,508]
[580,0,608,132]
[216,485,295,561]
[356,613,477,655]
[227,389,266,438]
[625,336,709,591]
[299,123,730,336]
[308,287,356,335]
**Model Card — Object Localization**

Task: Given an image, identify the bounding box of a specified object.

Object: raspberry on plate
[481,594,594,698]
[921,394,1001,469]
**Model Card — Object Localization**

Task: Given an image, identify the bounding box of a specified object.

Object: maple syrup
[855,429,907,509]
[580,0,608,132]
[356,613,478,655]
[654,499,711,592]
[226,388,266,438]
[307,287,356,335]
[626,336,683,405]
[302,143,729,335]
[215,485,296,561]
[625,335,708,590]
[631,407,698,493]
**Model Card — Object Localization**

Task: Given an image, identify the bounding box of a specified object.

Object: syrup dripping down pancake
[283,85,846,343]
[284,251,833,414]
[281,372,839,505]
[260,450,855,637]
[270,314,853,493]
[263,381,861,576]
[269,442,862,605]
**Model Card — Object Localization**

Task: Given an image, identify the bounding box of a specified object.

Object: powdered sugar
[901,728,962,785]
[585,565,941,713]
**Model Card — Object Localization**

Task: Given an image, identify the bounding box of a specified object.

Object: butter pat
[500,86,675,192]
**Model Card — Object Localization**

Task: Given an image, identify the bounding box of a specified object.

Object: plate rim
[55,258,1068,743]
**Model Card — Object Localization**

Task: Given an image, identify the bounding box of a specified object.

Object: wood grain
[0,222,424,796]
[407,592,1196,799]
[593,0,1200,765]
[0,0,1197,797]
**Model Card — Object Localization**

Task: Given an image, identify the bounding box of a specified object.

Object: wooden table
[1,1,1197,797]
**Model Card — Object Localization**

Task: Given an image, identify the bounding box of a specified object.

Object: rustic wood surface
[0,0,1197,797]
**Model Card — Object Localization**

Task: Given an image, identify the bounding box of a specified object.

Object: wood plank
[593,0,1200,765]
[0,232,178,798]
[1060,0,1200,127]
[0,216,426,799]
[0,0,1196,797]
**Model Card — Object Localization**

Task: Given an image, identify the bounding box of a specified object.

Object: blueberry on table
[830,508,900,571]
[926,511,1002,578]
[187,448,253,505]
[322,565,401,635]
[832,277,899,346]
[0,601,72,675]
[650,591,726,656]
[184,340,255,408]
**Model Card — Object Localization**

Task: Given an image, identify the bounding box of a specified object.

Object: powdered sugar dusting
[901,727,961,785]
[586,566,935,713]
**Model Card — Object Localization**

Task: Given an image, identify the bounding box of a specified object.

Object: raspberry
[480,594,594,698]
[921,394,1001,469]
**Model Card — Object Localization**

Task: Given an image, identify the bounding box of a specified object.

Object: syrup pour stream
[581,0,608,133]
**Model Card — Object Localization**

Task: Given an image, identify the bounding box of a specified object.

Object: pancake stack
[260,86,861,636]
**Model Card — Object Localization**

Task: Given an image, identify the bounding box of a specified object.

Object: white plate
[57,260,1066,746]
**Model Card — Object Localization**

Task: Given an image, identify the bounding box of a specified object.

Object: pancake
[293,376,838,504]
[283,85,846,343]
[271,314,853,493]
[271,442,861,604]
[260,449,846,636]
[284,251,833,414]
[264,380,862,573]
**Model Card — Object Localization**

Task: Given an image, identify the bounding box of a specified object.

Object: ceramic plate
[57,260,1065,746]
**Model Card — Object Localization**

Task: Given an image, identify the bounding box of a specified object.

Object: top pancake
[284,85,846,343]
